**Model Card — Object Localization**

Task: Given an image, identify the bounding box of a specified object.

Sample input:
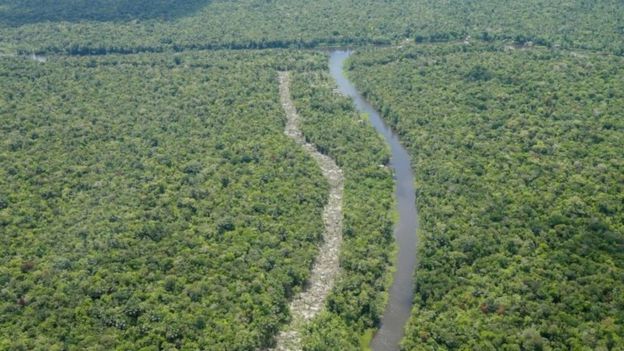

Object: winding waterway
[329,50,418,351]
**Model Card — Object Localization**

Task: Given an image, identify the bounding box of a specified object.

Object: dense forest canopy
[0,0,214,24]
[0,50,336,350]
[0,0,622,55]
[348,42,624,350]
[0,48,397,349]
[1,0,623,350]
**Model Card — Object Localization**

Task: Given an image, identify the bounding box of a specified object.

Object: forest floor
[270,72,345,351]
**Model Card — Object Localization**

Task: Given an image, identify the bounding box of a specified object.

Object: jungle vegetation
[0,0,622,55]
[347,42,624,350]
[0,48,397,350]
[1,0,623,350]
[0,50,336,350]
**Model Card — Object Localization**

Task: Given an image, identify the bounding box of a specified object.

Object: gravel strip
[269,72,345,351]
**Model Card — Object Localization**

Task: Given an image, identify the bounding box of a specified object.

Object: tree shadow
[0,0,213,26]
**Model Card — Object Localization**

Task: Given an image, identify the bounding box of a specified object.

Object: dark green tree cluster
[0,50,330,350]
[408,0,624,54]
[348,42,624,350]
[0,0,621,56]
[0,0,212,24]
[0,0,410,55]
[289,70,395,350]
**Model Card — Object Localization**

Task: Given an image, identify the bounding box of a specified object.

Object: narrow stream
[329,50,418,351]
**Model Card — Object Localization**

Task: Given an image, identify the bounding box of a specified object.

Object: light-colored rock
[267,72,345,351]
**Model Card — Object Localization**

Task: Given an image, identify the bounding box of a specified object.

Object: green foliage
[408,0,624,54]
[348,42,624,350]
[0,0,212,24]
[0,50,331,350]
[0,0,622,55]
[0,0,410,55]
[289,70,395,349]
[303,312,360,351]
[1,1,623,348]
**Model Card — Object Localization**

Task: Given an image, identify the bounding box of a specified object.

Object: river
[329,50,418,351]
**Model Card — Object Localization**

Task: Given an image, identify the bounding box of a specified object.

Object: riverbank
[329,51,419,351]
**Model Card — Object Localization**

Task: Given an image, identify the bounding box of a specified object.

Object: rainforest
[0,1,622,351]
